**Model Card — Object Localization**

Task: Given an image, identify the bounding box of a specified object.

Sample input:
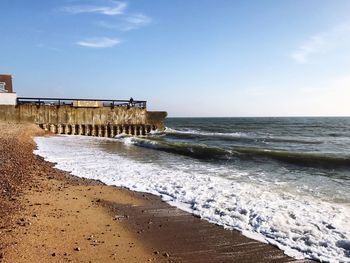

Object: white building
[0,75,17,105]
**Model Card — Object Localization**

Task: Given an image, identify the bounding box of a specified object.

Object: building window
[0,82,6,92]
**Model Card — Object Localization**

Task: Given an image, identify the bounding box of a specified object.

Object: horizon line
[166,115,350,118]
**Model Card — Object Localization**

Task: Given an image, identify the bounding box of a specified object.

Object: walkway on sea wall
[16,97,147,109]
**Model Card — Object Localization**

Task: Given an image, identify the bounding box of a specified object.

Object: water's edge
[33,134,350,262]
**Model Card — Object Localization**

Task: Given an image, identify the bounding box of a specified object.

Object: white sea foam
[149,129,163,135]
[164,127,325,145]
[34,135,350,262]
[164,127,248,138]
[114,133,128,139]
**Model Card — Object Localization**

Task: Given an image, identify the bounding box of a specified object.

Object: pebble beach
[0,122,307,262]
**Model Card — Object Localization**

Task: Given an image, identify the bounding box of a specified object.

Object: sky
[1,0,350,117]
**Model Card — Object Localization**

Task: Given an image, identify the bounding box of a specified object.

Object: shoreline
[0,122,310,262]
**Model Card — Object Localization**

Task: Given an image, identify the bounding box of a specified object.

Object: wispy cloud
[123,13,152,31]
[62,1,127,16]
[76,37,120,48]
[60,1,151,49]
[290,24,350,63]
[96,13,152,31]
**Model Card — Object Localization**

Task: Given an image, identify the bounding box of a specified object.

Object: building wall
[0,93,17,105]
[0,75,13,93]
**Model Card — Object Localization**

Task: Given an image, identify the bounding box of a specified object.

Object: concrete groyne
[0,103,167,137]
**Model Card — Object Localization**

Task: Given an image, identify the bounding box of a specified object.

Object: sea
[34,117,350,262]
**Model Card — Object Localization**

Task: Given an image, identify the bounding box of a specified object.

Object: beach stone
[163,252,170,257]
[74,247,81,251]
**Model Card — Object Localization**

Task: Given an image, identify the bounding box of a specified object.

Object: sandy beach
[0,122,309,262]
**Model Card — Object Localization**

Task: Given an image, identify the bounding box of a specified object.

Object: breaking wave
[117,136,350,169]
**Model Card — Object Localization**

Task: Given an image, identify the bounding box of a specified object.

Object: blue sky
[1,0,350,117]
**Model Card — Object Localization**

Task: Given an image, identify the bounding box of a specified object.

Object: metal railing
[16,97,147,108]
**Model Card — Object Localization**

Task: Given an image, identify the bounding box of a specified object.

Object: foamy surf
[165,127,248,138]
[164,127,323,145]
[34,135,350,262]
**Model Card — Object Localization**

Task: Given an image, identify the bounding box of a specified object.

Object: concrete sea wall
[0,105,167,137]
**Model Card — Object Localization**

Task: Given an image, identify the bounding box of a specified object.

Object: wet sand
[0,122,311,262]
